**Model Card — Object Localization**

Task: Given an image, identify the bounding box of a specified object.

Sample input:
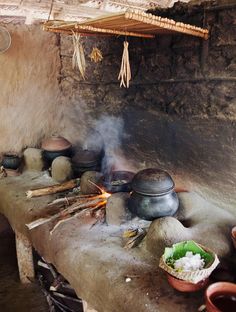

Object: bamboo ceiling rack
[43,10,209,40]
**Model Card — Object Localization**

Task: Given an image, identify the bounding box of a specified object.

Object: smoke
[85,114,137,176]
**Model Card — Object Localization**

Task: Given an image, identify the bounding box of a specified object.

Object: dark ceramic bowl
[167,273,209,292]
[102,171,135,193]
[2,153,21,170]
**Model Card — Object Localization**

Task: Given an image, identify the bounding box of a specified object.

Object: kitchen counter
[0,171,209,312]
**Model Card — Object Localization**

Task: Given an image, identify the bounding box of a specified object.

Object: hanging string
[47,0,54,21]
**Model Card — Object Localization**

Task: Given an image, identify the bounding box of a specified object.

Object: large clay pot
[205,282,236,312]
[41,136,72,164]
[128,168,179,221]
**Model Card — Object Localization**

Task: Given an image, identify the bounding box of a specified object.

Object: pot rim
[205,282,236,312]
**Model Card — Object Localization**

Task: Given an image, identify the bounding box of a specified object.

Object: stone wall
[59,1,236,213]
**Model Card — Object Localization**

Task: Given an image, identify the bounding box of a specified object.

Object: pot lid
[72,149,101,167]
[131,168,175,195]
[41,136,72,151]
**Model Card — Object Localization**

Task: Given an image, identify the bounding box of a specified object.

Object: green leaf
[163,240,214,269]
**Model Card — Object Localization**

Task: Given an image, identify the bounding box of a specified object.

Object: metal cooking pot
[128,168,179,221]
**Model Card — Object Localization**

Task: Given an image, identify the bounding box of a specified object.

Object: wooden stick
[26,198,105,230]
[26,179,78,198]
[49,201,106,235]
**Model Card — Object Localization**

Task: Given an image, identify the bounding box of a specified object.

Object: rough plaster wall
[59,1,236,213]
[0,25,62,153]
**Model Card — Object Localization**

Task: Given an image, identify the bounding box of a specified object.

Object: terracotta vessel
[41,136,72,151]
[205,282,236,312]
[41,136,72,164]
[231,226,236,249]
[166,273,209,292]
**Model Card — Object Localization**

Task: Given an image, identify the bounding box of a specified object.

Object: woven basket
[159,243,220,284]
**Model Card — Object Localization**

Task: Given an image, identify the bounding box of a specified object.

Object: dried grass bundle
[72,32,86,80]
[89,47,103,63]
[118,41,131,88]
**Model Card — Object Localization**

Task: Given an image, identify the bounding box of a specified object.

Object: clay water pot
[2,153,21,170]
[205,282,236,312]
[128,168,179,221]
[167,273,209,292]
[41,136,72,164]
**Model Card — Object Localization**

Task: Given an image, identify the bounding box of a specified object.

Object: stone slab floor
[0,231,48,312]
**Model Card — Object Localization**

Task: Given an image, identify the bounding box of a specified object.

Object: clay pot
[72,149,102,178]
[166,273,209,292]
[231,226,236,249]
[41,136,72,164]
[102,171,135,193]
[41,136,72,151]
[131,168,175,196]
[2,153,21,170]
[128,168,179,221]
[205,282,236,312]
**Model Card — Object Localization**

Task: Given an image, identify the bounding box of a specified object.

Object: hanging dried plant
[89,47,103,63]
[118,41,131,88]
[72,32,86,80]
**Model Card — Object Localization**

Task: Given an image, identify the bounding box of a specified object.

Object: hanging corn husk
[89,47,103,63]
[72,32,86,80]
[118,41,131,88]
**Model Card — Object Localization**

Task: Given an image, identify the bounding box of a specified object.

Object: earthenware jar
[72,149,102,178]
[41,136,72,164]
[2,153,21,170]
[128,168,179,221]
[167,273,209,292]
[205,282,236,312]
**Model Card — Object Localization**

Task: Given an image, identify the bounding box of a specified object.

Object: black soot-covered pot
[128,168,179,221]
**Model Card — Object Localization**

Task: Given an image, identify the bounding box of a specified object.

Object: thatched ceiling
[0,0,191,24]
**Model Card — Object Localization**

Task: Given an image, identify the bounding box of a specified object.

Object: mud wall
[0,24,71,154]
[59,1,236,213]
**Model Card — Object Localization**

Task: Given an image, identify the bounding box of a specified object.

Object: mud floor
[0,232,48,312]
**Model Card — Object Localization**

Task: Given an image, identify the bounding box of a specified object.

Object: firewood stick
[46,193,106,209]
[26,198,106,230]
[26,179,78,198]
[50,202,106,235]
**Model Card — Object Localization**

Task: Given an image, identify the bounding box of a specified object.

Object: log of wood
[46,193,103,209]
[26,179,78,198]
[26,198,106,230]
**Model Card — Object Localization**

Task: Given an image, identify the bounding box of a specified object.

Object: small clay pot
[205,282,236,312]
[2,153,21,170]
[231,226,236,249]
[166,273,209,292]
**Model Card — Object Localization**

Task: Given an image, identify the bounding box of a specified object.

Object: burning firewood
[26,179,78,198]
